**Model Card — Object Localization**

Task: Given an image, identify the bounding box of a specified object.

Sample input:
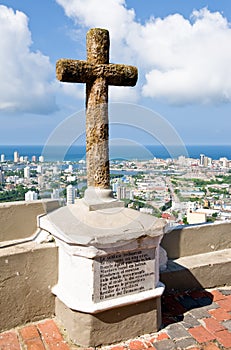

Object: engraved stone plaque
[93,248,155,302]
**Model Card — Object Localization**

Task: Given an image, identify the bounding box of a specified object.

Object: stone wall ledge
[0,241,58,332]
[162,221,231,258]
[0,199,60,243]
[160,248,231,291]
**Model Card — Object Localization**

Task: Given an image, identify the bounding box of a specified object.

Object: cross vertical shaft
[86,29,110,189]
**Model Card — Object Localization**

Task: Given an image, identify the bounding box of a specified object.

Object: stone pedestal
[38,199,165,347]
[55,297,161,347]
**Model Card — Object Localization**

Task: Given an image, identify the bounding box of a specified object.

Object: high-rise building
[39,155,44,162]
[0,165,4,184]
[24,166,30,179]
[204,156,209,167]
[66,184,75,205]
[25,190,38,201]
[14,151,19,163]
[112,182,118,193]
[1,154,5,162]
[32,155,37,162]
[200,154,205,166]
[117,186,127,200]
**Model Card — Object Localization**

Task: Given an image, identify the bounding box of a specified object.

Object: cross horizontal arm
[56,59,138,86]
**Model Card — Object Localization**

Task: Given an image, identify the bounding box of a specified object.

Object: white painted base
[52,237,164,313]
[53,282,165,313]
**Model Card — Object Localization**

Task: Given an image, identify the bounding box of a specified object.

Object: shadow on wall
[160,260,206,291]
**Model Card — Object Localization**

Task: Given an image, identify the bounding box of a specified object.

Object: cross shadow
[160,256,216,328]
[159,223,227,327]
[161,286,214,327]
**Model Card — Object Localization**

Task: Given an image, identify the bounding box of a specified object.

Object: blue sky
[0,0,231,147]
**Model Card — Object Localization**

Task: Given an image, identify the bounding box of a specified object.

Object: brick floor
[202,343,221,350]
[208,307,231,321]
[129,340,146,349]
[37,319,70,350]
[201,317,226,333]
[19,324,45,350]
[189,325,216,343]
[0,331,21,350]
[0,288,231,350]
[214,329,231,348]
[216,296,231,312]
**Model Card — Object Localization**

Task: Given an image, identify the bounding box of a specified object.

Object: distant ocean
[0,145,231,161]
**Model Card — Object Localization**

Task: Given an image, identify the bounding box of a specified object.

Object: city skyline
[0,0,231,146]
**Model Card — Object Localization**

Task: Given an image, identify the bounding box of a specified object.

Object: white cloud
[59,82,84,100]
[109,86,138,103]
[141,8,231,105]
[56,1,231,105]
[0,5,56,114]
[56,0,135,41]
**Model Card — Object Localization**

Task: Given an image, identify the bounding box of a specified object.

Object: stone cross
[56,28,138,189]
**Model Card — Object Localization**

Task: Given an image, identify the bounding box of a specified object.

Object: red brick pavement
[0,288,230,350]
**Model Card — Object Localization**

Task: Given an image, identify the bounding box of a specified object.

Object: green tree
[183,217,188,225]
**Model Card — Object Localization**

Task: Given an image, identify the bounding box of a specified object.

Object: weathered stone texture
[56,60,138,86]
[87,28,109,64]
[86,76,109,188]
